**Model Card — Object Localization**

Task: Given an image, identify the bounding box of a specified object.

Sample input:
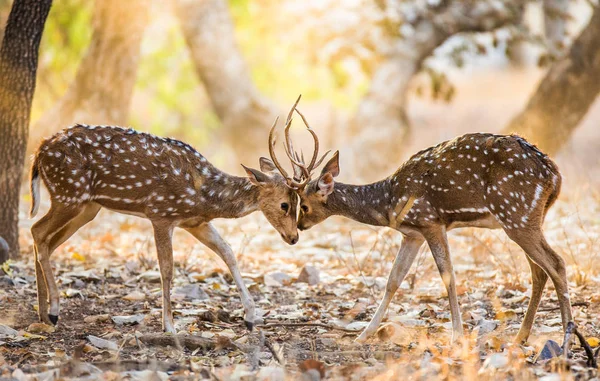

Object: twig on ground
[137,333,233,351]
[258,321,360,333]
[260,330,284,365]
[562,321,598,368]
[538,301,589,312]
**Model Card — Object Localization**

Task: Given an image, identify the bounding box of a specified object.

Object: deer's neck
[327,180,393,227]
[199,171,260,219]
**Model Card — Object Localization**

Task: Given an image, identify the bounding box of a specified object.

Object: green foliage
[130,15,214,144]
[229,0,365,110]
[33,0,92,119]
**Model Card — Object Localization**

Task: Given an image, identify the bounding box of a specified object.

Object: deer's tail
[30,153,41,218]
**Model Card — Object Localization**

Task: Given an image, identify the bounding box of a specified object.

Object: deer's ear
[320,150,340,178]
[259,157,276,173]
[242,164,270,186]
[317,172,335,197]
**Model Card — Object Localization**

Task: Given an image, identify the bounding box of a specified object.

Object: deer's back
[34,124,214,218]
[393,133,561,230]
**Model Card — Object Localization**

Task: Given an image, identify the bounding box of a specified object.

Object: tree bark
[503,6,600,155]
[174,0,278,168]
[351,0,523,180]
[0,0,52,261]
[28,0,148,152]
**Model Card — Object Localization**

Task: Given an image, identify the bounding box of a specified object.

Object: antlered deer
[286,109,588,348]
[29,101,306,333]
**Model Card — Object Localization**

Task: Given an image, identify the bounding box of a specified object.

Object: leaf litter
[1,196,599,379]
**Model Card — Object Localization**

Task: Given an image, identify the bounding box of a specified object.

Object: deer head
[267,98,336,232]
[242,157,299,245]
[296,151,340,231]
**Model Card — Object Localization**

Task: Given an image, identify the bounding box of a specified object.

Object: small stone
[0,324,19,337]
[87,335,119,351]
[0,236,9,261]
[476,319,499,337]
[172,284,208,301]
[111,314,145,326]
[0,276,13,286]
[481,353,509,370]
[264,272,291,287]
[535,340,562,362]
[297,266,320,285]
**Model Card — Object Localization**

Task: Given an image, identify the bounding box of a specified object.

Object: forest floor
[1,190,600,380]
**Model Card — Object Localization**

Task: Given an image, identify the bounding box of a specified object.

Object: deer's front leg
[356,235,424,343]
[152,222,176,334]
[185,223,257,330]
[423,226,463,343]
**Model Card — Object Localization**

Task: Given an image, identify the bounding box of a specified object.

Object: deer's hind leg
[504,227,573,341]
[32,204,88,325]
[515,257,548,344]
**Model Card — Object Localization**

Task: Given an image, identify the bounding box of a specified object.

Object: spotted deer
[286,111,585,347]
[29,102,306,333]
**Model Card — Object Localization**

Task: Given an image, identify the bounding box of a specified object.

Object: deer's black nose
[290,236,298,245]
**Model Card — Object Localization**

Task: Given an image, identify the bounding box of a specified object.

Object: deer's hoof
[49,314,59,325]
[244,320,254,331]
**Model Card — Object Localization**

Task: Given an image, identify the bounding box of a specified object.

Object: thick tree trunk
[0,0,52,261]
[174,0,278,168]
[28,0,147,151]
[503,6,600,155]
[351,0,522,180]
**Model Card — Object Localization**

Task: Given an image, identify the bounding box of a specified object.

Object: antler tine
[268,116,290,179]
[313,150,332,169]
[283,95,307,180]
[294,107,320,173]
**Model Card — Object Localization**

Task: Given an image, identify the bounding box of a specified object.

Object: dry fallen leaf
[586,337,600,347]
[122,290,145,301]
[27,323,55,334]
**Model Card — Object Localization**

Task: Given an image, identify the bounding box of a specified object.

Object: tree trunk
[351,0,523,180]
[503,6,600,156]
[0,0,52,262]
[174,0,278,168]
[28,0,148,152]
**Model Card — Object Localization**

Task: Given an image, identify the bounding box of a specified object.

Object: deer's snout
[298,222,311,231]
[281,232,299,245]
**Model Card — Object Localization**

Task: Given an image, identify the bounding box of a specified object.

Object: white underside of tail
[30,175,40,218]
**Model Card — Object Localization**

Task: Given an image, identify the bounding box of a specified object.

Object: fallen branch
[562,321,598,368]
[292,350,401,360]
[260,331,284,365]
[137,334,234,352]
[538,301,589,312]
[258,321,360,333]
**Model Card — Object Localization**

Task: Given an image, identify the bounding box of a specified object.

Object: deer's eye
[301,205,309,213]
[280,203,289,212]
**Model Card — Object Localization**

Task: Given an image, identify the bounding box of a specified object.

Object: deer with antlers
[29,100,307,333]
[281,107,593,353]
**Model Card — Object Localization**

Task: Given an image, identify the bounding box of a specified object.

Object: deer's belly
[446,213,501,230]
